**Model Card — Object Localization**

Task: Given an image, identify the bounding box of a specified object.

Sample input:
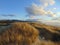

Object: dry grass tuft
[32,38,60,45]
[0,22,39,45]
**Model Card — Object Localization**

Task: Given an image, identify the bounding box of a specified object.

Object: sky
[0,0,60,20]
[0,0,34,20]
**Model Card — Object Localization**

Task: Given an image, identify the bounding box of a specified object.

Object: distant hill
[0,20,60,45]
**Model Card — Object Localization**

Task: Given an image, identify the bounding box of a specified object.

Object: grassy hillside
[0,20,60,45]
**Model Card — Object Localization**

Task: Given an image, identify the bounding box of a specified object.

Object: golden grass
[32,38,60,45]
[30,23,60,34]
[0,22,39,45]
[0,22,60,45]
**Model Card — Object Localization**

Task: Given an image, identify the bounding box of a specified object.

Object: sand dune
[0,21,60,45]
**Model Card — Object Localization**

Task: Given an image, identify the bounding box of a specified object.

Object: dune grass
[0,22,60,45]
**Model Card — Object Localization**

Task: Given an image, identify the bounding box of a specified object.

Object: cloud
[2,14,15,17]
[26,3,56,18]
[40,0,55,7]
[26,3,47,16]
[47,11,56,17]
[42,20,60,27]
[26,0,60,19]
[56,12,60,15]
[53,8,57,10]
[52,16,60,20]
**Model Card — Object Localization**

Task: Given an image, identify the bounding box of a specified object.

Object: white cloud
[26,3,56,18]
[42,20,60,27]
[26,0,60,19]
[44,3,48,7]
[53,8,57,10]
[40,0,55,7]
[47,11,56,17]
[25,0,60,27]
[56,12,60,15]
